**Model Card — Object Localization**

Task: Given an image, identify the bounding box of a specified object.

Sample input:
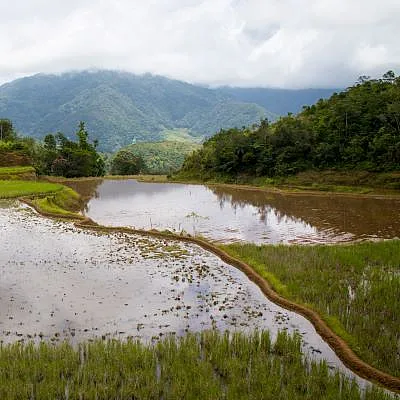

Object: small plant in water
[185,211,209,235]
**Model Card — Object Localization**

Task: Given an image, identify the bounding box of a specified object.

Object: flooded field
[0,200,369,385]
[76,179,400,244]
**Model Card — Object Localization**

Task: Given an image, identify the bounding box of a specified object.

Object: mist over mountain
[218,87,340,116]
[0,70,336,152]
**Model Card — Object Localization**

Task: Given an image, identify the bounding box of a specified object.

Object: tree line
[0,120,104,177]
[178,72,400,179]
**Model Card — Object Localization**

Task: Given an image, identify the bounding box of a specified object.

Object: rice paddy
[222,241,400,378]
[0,165,36,179]
[1,175,399,397]
[0,180,64,199]
[0,331,392,399]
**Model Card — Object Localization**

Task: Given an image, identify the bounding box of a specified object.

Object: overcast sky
[1,0,399,88]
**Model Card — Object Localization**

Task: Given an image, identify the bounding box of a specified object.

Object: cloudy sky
[1,0,399,88]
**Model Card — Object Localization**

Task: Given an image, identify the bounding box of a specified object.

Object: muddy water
[78,179,400,244]
[0,201,369,386]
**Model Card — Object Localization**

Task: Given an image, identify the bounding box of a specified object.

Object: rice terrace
[0,32,400,398]
[0,161,399,398]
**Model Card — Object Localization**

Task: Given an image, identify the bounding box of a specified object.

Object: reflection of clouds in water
[212,187,318,241]
[80,180,400,244]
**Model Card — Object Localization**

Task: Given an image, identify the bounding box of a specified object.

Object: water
[76,179,400,244]
[0,201,370,387]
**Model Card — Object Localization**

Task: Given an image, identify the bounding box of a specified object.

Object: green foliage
[0,71,274,152]
[0,135,36,167]
[36,122,105,177]
[0,166,36,180]
[0,166,35,174]
[0,331,390,399]
[0,119,16,141]
[162,128,204,143]
[0,180,64,198]
[109,149,145,175]
[0,118,104,178]
[178,72,400,180]
[31,187,82,217]
[222,240,400,377]
[111,141,201,175]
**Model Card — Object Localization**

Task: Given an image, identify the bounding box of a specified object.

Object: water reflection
[62,178,103,213]
[70,179,400,244]
[210,186,400,242]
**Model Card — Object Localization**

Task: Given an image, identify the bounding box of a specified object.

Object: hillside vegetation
[177,72,400,183]
[110,141,201,175]
[0,119,104,178]
[0,71,274,152]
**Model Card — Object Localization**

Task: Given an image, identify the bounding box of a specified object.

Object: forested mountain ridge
[178,72,400,180]
[218,87,340,115]
[0,71,274,152]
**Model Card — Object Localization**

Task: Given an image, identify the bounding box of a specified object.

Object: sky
[0,0,399,88]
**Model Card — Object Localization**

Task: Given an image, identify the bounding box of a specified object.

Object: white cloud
[0,0,399,88]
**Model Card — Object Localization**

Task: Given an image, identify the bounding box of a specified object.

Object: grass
[0,166,35,175]
[0,178,82,218]
[0,166,36,180]
[221,240,400,378]
[0,330,391,399]
[31,187,82,217]
[161,128,204,144]
[105,174,169,183]
[0,180,64,199]
[171,170,400,195]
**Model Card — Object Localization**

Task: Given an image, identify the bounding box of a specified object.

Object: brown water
[77,179,400,244]
[0,201,371,386]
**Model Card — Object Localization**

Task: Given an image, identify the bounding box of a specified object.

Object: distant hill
[0,71,274,152]
[179,73,400,181]
[218,87,340,115]
[112,140,201,175]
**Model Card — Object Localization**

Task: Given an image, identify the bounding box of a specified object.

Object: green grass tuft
[31,187,82,217]
[222,240,400,377]
[0,180,64,198]
[0,166,37,181]
[0,331,391,399]
[0,166,35,175]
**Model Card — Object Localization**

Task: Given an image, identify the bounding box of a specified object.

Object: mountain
[218,87,340,115]
[0,71,274,152]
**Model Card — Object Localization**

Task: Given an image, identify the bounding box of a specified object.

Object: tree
[0,119,16,141]
[178,71,400,178]
[38,123,105,177]
[110,150,145,175]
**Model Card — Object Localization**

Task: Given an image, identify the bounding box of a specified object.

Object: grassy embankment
[0,167,82,218]
[221,240,400,378]
[0,331,391,399]
[171,170,400,195]
[50,169,400,195]
[0,165,36,180]
[108,174,169,183]
[1,167,399,393]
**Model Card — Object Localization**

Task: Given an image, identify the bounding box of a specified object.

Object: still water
[74,179,400,244]
[0,201,371,386]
